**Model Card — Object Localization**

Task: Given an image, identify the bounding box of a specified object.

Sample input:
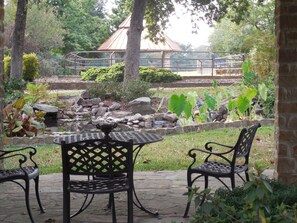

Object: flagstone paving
[0,170,273,223]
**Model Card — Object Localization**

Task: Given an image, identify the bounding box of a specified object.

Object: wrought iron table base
[132,144,159,216]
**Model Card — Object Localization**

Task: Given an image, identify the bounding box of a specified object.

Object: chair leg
[199,175,208,206]
[34,176,45,213]
[110,193,117,223]
[183,171,193,218]
[245,171,250,182]
[127,189,133,223]
[63,190,71,223]
[24,179,35,223]
[107,193,112,209]
[231,176,235,189]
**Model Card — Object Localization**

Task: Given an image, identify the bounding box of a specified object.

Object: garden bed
[4,119,274,146]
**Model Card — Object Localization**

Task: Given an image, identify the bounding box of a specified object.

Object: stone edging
[4,119,274,146]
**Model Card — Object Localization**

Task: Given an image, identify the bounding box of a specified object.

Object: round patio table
[54,131,163,216]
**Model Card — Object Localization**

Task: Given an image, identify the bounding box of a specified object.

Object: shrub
[93,62,125,82]
[88,81,123,101]
[82,62,182,83]
[39,54,64,77]
[88,80,153,102]
[4,56,11,82]
[24,82,49,106]
[107,62,125,82]
[139,67,182,83]
[23,53,40,81]
[260,74,275,118]
[121,80,153,101]
[4,53,40,81]
[3,98,46,137]
[191,176,297,223]
[4,79,26,104]
[81,67,109,81]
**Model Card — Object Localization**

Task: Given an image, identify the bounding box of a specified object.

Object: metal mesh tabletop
[53,131,163,145]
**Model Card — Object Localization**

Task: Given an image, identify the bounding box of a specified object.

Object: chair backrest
[232,123,261,163]
[61,139,133,178]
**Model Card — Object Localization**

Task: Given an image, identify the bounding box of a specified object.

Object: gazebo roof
[98,16,181,52]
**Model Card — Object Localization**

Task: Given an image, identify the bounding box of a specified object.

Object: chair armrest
[187,147,235,169]
[0,153,29,174]
[204,142,233,151]
[0,147,38,169]
[188,147,234,157]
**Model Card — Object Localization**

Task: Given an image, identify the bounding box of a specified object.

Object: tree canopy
[208,0,275,75]
[124,0,269,82]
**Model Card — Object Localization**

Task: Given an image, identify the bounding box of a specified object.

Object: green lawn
[4,126,274,175]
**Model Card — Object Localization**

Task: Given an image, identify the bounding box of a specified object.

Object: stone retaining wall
[4,119,274,146]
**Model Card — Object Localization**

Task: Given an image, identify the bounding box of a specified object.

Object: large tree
[10,0,28,81]
[209,0,275,75]
[57,0,110,52]
[124,0,264,84]
[4,1,65,53]
[123,0,146,84]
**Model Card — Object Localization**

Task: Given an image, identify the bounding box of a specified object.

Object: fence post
[211,54,214,76]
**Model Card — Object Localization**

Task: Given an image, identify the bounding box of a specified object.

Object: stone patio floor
[0,170,273,223]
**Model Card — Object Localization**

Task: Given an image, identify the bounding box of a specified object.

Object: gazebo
[97,15,181,67]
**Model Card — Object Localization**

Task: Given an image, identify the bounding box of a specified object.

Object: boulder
[108,111,133,119]
[81,90,91,99]
[75,97,84,106]
[108,102,121,111]
[96,107,107,116]
[90,98,101,106]
[76,105,84,112]
[34,103,58,113]
[127,97,155,115]
[163,113,178,123]
[127,113,142,122]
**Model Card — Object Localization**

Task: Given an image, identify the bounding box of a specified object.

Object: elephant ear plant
[3,97,46,137]
[168,91,198,124]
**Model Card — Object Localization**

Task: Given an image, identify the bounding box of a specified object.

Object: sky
[165,7,213,48]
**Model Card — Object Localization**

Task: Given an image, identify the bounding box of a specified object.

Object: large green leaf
[22,103,34,115]
[237,94,250,114]
[187,91,198,108]
[258,83,268,101]
[30,118,45,129]
[184,101,193,119]
[199,104,209,122]
[212,79,218,90]
[242,60,251,75]
[245,87,257,102]
[168,94,186,117]
[204,93,216,110]
[12,126,23,133]
[12,98,25,110]
[227,99,237,111]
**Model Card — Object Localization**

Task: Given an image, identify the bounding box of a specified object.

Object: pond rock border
[4,119,274,146]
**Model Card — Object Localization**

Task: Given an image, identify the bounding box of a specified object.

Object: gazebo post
[110,51,115,66]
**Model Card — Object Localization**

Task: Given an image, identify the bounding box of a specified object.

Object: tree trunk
[10,0,28,81]
[123,0,147,86]
[0,0,4,169]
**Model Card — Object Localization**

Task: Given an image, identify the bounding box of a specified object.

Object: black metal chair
[0,146,45,223]
[183,123,261,218]
[61,138,134,223]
